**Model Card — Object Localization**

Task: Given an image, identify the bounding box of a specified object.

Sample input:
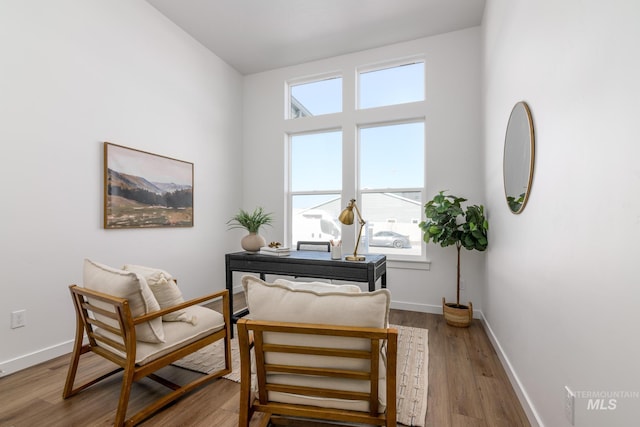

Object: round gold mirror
[503,101,535,214]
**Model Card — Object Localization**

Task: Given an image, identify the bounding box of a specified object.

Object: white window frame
[286,128,343,247]
[356,119,426,261]
[357,57,426,110]
[284,56,428,262]
[286,72,343,120]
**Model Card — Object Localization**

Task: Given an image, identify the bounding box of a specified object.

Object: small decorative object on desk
[330,239,342,260]
[226,207,273,253]
[259,242,290,256]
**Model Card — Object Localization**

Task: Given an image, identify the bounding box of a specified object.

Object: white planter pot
[241,232,266,253]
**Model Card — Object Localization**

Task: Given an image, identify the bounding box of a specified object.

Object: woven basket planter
[442,297,473,327]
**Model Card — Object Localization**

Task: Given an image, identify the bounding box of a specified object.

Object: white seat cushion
[241,275,391,413]
[83,259,165,343]
[95,305,225,365]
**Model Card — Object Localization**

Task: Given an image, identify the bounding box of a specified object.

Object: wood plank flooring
[0,296,530,426]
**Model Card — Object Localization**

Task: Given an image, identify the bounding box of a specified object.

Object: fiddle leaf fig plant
[507,192,525,213]
[419,191,488,307]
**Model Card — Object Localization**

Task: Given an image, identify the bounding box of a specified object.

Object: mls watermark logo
[576,390,640,411]
[586,397,617,411]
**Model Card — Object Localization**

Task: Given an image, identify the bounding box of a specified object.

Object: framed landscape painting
[104,142,194,229]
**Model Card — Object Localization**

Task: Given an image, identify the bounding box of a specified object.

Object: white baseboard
[390,300,483,319]
[479,312,543,427]
[0,339,75,378]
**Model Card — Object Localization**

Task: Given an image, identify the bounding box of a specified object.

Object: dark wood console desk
[225,251,387,332]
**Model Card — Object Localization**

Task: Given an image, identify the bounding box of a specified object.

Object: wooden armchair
[238,275,397,427]
[237,318,397,427]
[63,261,231,427]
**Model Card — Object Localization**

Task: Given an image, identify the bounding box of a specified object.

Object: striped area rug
[173,324,429,426]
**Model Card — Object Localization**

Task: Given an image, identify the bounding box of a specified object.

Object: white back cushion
[244,276,387,326]
[83,259,164,343]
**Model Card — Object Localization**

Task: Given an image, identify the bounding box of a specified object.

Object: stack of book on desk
[259,246,290,256]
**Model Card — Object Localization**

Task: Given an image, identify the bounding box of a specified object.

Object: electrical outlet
[11,310,26,329]
[564,386,575,425]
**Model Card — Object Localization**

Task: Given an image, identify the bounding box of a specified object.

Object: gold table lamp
[338,198,366,261]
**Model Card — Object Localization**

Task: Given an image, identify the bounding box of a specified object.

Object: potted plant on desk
[227,207,273,253]
[419,191,488,327]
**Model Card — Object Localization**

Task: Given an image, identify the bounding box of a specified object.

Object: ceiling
[145,0,485,75]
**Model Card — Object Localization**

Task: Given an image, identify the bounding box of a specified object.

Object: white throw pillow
[122,264,196,325]
[273,278,361,293]
[83,259,165,343]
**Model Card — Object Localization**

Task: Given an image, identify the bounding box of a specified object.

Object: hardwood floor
[389,310,530,427]
[0,297,530,427]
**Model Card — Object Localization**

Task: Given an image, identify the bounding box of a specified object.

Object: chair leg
[224,328,232,374]
[62,345,84,398]
[237,321,253,427]
[63,303,90,399]
[114,362,136,427]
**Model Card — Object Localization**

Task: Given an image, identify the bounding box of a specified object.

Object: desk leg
[369,271,386,291]
[225,257,235,338]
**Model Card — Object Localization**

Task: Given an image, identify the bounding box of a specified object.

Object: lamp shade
[338,206,354,225]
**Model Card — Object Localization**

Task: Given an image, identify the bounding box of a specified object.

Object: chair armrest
[133,289,229,324]
[69,284,128,306]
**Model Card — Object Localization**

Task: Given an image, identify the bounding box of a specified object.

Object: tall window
[286,59,426,260]
[289,131,342,247]
[359,122,424,256]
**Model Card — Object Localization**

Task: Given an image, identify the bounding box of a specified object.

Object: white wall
[483,1,640,425]
[0,0,243,376]
[242,28,485,314]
